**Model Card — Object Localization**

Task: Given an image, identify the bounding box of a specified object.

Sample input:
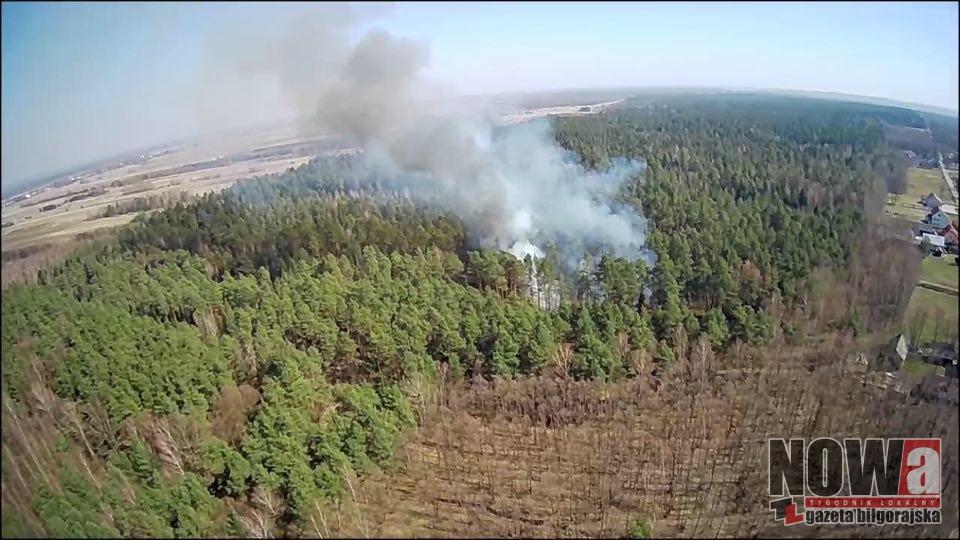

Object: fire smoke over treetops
[215,5,653,268]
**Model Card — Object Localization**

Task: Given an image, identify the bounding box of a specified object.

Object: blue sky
[2,1,958,188]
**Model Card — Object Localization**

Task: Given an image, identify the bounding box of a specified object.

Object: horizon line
[4,85,957,195]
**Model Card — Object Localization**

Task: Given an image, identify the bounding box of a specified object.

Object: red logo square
[898,439,941,496]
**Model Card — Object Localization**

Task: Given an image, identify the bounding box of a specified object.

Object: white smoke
[506,209,545,260]
[205,5,652,269]
[356,116,650,268]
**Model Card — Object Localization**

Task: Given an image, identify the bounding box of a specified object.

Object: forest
[1,96,956,538]
[93,190,196,219]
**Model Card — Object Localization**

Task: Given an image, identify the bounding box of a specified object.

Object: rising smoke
[209,4,652,268]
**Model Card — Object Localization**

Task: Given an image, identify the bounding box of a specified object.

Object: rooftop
[920,233,946,248]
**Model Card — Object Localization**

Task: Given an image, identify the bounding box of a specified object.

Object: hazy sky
[2,1,958,189]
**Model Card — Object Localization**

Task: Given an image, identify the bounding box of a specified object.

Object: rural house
[915,223,939,236]
[924,209,952,231]
[921,192,943,209]
[919,233,946,254]
[943,224,959,247]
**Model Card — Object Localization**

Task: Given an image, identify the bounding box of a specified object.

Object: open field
[1,124,338,253]
[884,167,957,221]
[904,285,959,345]
[0,214,141,252]
[1,157,309,251]
[500,100,624,125]
[2,101,622,258]
[920,255,960,291]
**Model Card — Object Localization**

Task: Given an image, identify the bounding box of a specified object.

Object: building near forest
[922,192,943,209]
[870,334,908,373]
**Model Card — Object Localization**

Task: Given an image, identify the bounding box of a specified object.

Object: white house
[940,204,958,217]
[922,193,943,209]
[925,210,952,231]
[920,233,946,250]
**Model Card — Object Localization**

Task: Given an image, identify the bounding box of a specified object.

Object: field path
[917,280,959,296]
[938,153,959,202]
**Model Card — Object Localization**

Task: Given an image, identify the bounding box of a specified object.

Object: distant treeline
[124,159,230,183]
[628,93,929,128]
[926,112,960,154]
[18,186,108,209]
[67,187,107,203]
[95,190,195,219]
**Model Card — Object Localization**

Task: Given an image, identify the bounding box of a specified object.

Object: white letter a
[906,448,939,495]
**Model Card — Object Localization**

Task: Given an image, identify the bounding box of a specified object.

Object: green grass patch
[885,167,956,220]
[904,286,959,345]
[901,357,946,385]
[884,200,929,221]
[902,357,943,377]
[921,256,960,291]
[906,167,955,203]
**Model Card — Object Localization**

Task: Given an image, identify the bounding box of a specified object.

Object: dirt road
[938,153,959,201]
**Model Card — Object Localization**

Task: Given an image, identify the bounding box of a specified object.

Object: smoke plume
[211,4,652,267]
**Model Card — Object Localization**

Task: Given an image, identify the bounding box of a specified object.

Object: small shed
[921,233,946,250]
[871,334,908,373]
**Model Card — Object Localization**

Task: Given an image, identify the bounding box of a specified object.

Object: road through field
[938,153,959,201]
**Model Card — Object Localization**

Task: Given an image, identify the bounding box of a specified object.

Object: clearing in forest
[904,285,959,345]
[885,167,956,221]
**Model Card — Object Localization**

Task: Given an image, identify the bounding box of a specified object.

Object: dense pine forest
[2,96,955,538]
